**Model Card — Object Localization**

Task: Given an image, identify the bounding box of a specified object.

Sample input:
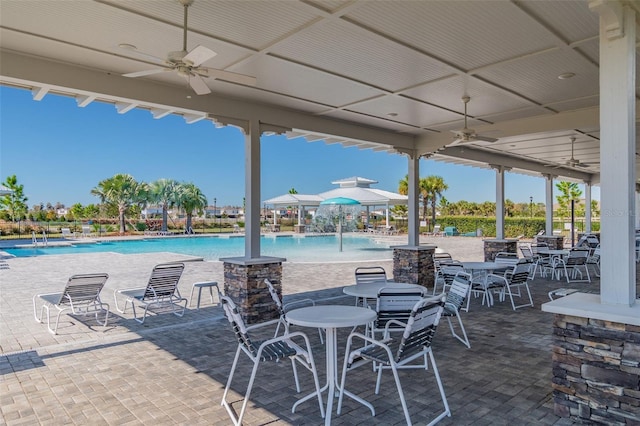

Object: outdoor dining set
[29,233,603,425]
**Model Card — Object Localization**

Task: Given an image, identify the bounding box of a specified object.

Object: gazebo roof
[264,177,407,207]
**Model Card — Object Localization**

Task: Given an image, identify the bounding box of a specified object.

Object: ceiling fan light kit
[121,0,256,95]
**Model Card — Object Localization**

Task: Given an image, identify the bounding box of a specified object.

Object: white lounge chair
[113,263,187,323]
[61,228,75,239]
[80,225,95,238]
[33,273,110,334]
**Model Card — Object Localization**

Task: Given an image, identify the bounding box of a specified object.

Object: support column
[594,0,636,305]
[584,182,592,234]
[491,164,508,239]
[545,174,555,236]
[245,118,261,259]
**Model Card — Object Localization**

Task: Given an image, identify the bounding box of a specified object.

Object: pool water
[5,234,398,262]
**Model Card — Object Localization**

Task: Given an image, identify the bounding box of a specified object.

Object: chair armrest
[246,318,282,332]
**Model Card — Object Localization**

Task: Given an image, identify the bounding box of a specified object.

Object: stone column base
[483,239,518,261]
[392,245,436,291]
[221,256,285,324]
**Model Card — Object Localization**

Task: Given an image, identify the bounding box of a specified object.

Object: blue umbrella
[319,197,361,252]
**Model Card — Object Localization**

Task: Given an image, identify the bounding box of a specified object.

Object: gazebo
[263,177,407,231]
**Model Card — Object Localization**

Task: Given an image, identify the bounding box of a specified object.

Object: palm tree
[91,174,147,234]
[149,179,181,232]
[178,182,208,233]
[421,175,449,231]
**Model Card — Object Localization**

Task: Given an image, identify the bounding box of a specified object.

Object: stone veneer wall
[537,235,565,250]
[552,313,640,424]
[223,261,282,324]
[483,239,518,261]
[392,246,435,290]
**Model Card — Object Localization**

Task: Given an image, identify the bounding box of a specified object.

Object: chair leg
[447,315,470,348]
[427,350,452,426]
[390,363,412,426]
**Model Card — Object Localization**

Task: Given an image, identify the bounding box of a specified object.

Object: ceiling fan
[560,136,592,168]
[450,96,499,145]
[121,0,256,95]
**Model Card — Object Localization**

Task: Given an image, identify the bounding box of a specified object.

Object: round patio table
[286,305,377,425]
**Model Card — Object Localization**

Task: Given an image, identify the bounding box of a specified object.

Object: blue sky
[0,86,594,208]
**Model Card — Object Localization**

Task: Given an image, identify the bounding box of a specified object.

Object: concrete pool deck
[1,235,586,425]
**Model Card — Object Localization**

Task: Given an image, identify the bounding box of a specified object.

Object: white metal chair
[442,271,472,348]
[264,278,323,343]
[432,260,463,295]
[61,227,75,238]
[370,286,426,340]
[548,248,591,283]
[486,260,534,310]
[113,263,187,323]
[586,244,601,277]
[337,295,450,426]
[220,295,324,426]
[33,273,110,334]
[354,266,387,307]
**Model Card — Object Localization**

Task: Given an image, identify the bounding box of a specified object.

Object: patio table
[286,305,377,425]
[342,281,427,301]
[461,261,502,306]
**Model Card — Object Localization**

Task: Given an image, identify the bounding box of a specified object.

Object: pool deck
[0,235,590,425]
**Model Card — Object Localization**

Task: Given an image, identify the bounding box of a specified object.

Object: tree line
[0,174,207,235]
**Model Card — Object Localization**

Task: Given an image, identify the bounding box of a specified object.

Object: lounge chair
[61,227,75,238]
[80,225,95,238]
[33,273,110,334]
[113,263,187,323]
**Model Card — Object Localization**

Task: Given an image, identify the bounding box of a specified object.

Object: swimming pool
[4,234,398,262]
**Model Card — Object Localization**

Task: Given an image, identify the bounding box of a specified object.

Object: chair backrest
[566,248,589,265]
[433,252,453,262]
[142,263,185,299]
[375,287,425,330]
[58,273,109,306]
[220,295,258,355]
[82,225,91,235]
[495,252,519,268]
[394,296,444,363]
[438,262,464,285]
[264,278,285,316]
[505,261,531,284]
[355,266,387,285]
[445,272,471,311]
[433,224,441,233]
[519,244,534,259]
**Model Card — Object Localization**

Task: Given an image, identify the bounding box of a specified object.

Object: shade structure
[319,197,361,252]
[319,197,361,206]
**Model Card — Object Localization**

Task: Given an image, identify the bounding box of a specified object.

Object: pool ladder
[32,231,48,246]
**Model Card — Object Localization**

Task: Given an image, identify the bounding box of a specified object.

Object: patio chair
[354,266,387,307]
[486,260,534,310]
[80,225,95,238]
[113,262,187,323]
[370,286,426,340]
[61,227,75,239]
[586,244,601,277]
[220,295,324,426]
[33,273,110,334]
[492,251,519,276]
[337,295,450,426]
[264,279,323,343]
[433,260,463,295]
[547,248,591,283]
[442,271,472,348]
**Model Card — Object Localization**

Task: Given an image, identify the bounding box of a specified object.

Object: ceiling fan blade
[123,68,168,78]
[187,73,211,95]
[203,68,257,85]
[474,135,498,143]
[183,45,217,67]
[118,44,167,65]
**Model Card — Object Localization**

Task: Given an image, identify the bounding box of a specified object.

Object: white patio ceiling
[1,0,639,183]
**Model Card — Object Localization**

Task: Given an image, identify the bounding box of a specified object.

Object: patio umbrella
[319,197,361,252]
